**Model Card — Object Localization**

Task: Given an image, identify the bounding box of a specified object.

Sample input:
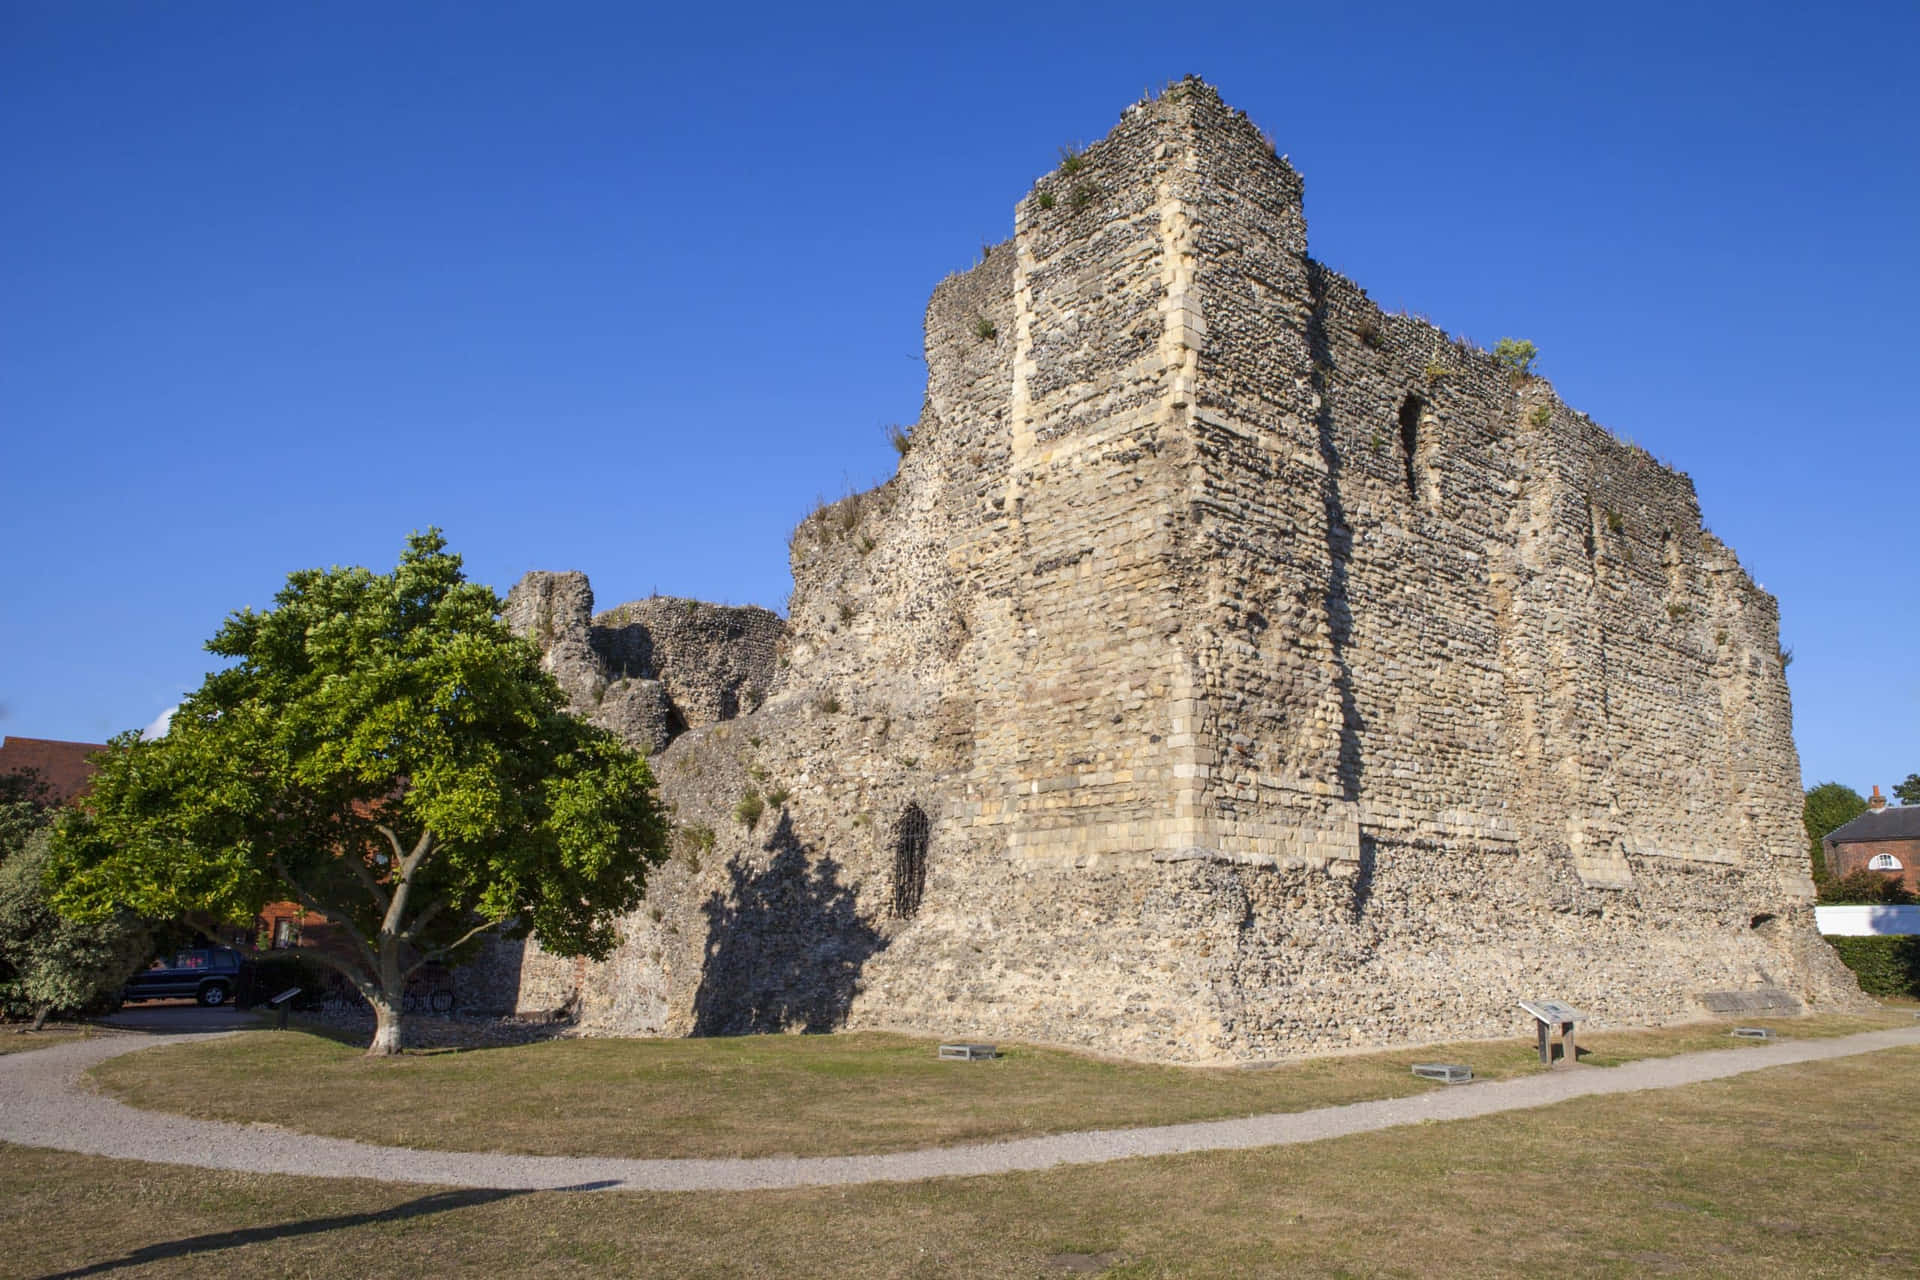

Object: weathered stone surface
[495,79,1865,1062]
[503,573,783,754]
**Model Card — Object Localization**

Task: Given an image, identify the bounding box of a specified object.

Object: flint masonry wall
[497,79,1861,1059]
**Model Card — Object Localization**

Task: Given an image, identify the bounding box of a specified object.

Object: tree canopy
[1,768,150,1028]
[49,530,669,1053]
[1895,774,1920,808]
[1803,781,1868,882]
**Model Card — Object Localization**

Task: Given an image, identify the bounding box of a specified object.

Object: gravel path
[5,1025,1917,1193]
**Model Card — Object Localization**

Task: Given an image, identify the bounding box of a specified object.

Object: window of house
[1868,853,1904,871]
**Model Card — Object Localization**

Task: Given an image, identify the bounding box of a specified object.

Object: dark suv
[122,947,247,1007]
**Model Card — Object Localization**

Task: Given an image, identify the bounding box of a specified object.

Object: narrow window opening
[890,803,930,919]
[1396,394,1423,504]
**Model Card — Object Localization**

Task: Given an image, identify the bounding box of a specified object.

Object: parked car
[121,947,248,1007]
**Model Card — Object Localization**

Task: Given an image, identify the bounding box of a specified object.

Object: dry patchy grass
[87,1011,1907,1160]
[0,1026,100,1055]
[10,1047,1920,1278]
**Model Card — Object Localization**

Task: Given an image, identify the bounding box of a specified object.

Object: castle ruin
[474,80,1862,1061]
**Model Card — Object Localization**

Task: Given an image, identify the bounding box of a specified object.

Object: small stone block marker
[1730,1026,1774,1040]
[1519,999,1584,1067]
[1410,1062,1473,1084]
[937,1043,998,1061]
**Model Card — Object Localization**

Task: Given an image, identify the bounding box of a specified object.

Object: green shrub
[1058,145,1086,175]
[1069,181,1099,213]
[1818,869,1915,905]
[1036,188,1055,211]
[886,423,915,456]
[1825,936,1920,998]
[1492,337,1538,376]
[766,787,791,809]
[1527,404,1551,429]
[974,316,997,342]
[733,790,764,831]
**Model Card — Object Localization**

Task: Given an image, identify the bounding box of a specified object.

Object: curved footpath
[5,1026,1918,1193]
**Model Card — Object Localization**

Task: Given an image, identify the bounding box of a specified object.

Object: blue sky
[2,1,1914,792]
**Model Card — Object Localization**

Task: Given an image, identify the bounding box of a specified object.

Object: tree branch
[381,830,437,942]
[405,915,508,980]
[372,824,408,867]
[401,896,447,942]
[343,848,391,914]
[270,858,378,974]
[398,829,434,880]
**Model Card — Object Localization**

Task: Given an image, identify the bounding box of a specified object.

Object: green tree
[49,531,669,1055]
[1894,773,1920,807]
[0,768,54,858]
[1803,781,1867,882]
[0,829,150,1030]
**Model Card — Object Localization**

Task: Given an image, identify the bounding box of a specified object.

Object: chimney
[1868,785,1887,812]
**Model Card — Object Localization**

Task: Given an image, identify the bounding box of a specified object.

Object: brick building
[0,736,109,804]
[1824,787,1920,893]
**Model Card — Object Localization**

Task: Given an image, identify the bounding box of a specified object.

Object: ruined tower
[484,80,1861,1060]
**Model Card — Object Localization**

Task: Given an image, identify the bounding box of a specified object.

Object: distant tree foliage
[0,769,53,859]
[1894,773,1920,808]
[48,530,671,1055]
[1803,781,1868,882]
[1,824,149,1031]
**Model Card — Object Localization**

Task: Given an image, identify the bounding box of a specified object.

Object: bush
[1826,936,1920,999]
[1817,869,1915,905]
[1492,337,1538,376]
[0,830,150,1023]
[734,789,765,831]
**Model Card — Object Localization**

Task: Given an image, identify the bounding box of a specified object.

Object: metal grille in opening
[890,803,929,919]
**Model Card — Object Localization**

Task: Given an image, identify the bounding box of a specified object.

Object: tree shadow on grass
[42,1182,617,1278]
[691,810,887,1036]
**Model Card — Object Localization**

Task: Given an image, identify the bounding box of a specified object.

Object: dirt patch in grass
[12,1046,1920,1278]
[87,1011,1908,1160]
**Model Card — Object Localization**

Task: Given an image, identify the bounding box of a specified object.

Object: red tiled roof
[0,736,110,805]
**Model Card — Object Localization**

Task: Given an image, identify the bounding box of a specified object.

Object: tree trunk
[30,1006,49,1033]
[368,990,406,1056]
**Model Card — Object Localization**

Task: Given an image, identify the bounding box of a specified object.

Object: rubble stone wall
[492,79,1861,1062]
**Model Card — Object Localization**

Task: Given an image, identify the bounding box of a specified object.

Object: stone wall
[493,78,1862,1061]
[503,571,783,753]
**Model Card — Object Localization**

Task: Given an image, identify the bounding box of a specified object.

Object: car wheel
[198,982,230,1007]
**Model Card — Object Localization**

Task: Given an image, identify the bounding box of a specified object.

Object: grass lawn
[10,1046,1919,1278]
[0,1026,100,1055]
[86,1009,1908,1160]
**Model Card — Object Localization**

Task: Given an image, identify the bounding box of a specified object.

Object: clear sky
[2,1,1914,792]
